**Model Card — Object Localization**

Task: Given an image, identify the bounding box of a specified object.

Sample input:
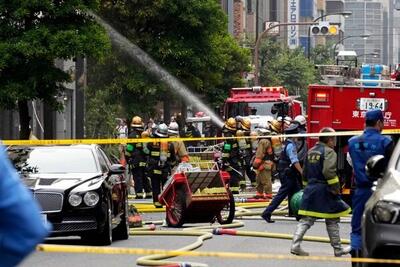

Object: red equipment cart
[158,150,235,227]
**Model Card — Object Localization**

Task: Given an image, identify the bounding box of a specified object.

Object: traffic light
[311,22,338,36]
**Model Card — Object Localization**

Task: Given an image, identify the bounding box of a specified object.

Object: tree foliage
[86,0,250,132]
[0,1,110,138]
[258,40,315,103]
[310,44,335,65]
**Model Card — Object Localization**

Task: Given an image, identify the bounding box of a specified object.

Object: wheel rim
[167,197,184,225]
[219,202,231,221]
[107,206,112,242]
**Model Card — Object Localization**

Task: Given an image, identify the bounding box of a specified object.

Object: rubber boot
[290,222,310,256]
[350,249,362,267]
[326,218,351,257]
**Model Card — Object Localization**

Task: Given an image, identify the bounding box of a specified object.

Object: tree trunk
[18,100,31,140]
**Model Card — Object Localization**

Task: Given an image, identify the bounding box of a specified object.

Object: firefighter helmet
[269,119,282,133]
[239,118,251,131]
[294,115,306,126]
[131,116,144,128]
[256,122,271,136]
[224,117,237,131]
[236,130,245,137]
[168,122,180,136]
[141,131,150,138]
[284,116,292,125]
[155,123,169,138]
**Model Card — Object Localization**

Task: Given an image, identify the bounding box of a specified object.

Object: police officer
[252,123,274,199]
[147,123,176,207]
[261,123,302,223]
[126,116,151,199]
[222,117,242,194]
[291,127,351,257]
[348,109,393,262]
[0,145,49,266]
[238,118,256,189]
[293,115,308,170]
[168,122,190,164]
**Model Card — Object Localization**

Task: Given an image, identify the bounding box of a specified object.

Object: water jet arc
[90,12,224,128]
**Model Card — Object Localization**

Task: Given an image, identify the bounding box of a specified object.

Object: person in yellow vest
[252,123,274,199]
[168,122,190,164]
[238,118,256,189]
[147,123,176,208]
[221,117,242,194]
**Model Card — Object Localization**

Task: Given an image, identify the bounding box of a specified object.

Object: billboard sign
[287,0,299,49]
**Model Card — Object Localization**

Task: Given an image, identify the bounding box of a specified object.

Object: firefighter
[221,117,242,194]
[261,123,302,223]
[185,121,201,148]
[348,109,394,263]
[168,122,190,164]
[252,123,274,199]
[291,127,351,257]
[147,123,176,208]
[237,118,256,189]
[269,119,284,162]
[125,116,151,199]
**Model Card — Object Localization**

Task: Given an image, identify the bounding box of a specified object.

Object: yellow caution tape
[36,244,400,264]
[4,128,400,146]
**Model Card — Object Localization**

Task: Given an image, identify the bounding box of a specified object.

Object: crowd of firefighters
[121,114,308,207]
[122,109,393,263]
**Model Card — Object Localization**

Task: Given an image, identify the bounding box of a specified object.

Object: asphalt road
[21,200,352,267]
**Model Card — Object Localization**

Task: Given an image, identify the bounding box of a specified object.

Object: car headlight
[372,201,400,224]
[68,194,82,207]
[83,191,100,207]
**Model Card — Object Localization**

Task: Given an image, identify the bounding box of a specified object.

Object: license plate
[359,98,385,111]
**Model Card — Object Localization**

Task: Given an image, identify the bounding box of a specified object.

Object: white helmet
[256,122,271,136]
[168,122,180,136]
[155,123,169,138]
[284,116,292,125]
[294,115,306,126]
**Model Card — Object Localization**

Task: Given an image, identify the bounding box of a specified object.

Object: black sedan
[8,145,129,245]
[363,141,400,265]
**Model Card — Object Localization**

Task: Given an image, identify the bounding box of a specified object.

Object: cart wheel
[166,187,186,227]
[217,191,235,224]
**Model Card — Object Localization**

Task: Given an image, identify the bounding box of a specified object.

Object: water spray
[90,12,224,128]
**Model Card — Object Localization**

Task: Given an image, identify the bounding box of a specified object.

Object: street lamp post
[254,22,317,86]
[307,11,352,60]
[332,34,371,59]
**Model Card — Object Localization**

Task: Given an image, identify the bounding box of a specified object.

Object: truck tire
[96,199,113,246]
[113,194,129,240]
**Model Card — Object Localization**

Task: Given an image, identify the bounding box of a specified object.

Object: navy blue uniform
[299,142,351,218]
[262,138,301,219]
[348,127,392,251]
[126,129,151,198]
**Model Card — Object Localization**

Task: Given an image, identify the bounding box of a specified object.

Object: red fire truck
[307,63,400,202]
[223,86,303,129]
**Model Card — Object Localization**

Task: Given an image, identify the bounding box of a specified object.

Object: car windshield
[226,102,278,117]
[8,147,99,174]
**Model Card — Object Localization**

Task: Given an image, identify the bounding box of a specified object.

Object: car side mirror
[109,164,125,175]
[366,155,386,181]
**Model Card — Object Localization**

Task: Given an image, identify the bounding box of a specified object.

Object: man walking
[261,123,302,223]
[348,109,393,262]
[291,127,351,257]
